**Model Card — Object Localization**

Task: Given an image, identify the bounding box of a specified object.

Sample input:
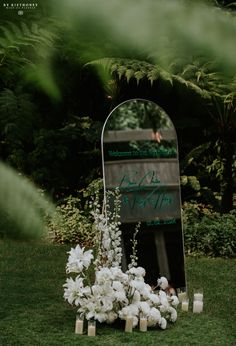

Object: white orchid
[149,293,160,305]
[157,276,169,290]
[114,290,128,304]
[169,295,179,307]
[96,267,113,284]
[147,307,161,327]
[63,276,84,305]
[106,311,118,324]
[112,280,123,291]
[128,266,146,278]
[119,303,139,325]
[139,301,151,316]
[168,306,178,322]
[66,245,93,274]
[132,290,141,303]
[159,290,169,307]
[159,317,167,330]
[63,190,178,330]
[140,284,152,299]
[130,279,146,291]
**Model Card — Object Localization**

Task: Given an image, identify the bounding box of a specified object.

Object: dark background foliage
[0,0,235,214]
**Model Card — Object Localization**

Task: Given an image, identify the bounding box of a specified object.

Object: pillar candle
[193,300,203,313]
[75,319,84,334]
[178,292,187,303]
[139,317,147,332]
[181,299,189,312]
[194,293,203,302]
[87,321,96,336]
[125,316,133,333]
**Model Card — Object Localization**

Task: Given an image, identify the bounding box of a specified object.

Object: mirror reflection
[102,99,186,290]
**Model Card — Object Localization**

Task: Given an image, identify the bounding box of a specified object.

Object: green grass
[0,240,235,346]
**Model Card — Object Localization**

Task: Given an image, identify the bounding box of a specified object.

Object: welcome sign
[102,99,186,290]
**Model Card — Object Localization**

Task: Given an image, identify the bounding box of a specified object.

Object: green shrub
[47,195,94,246]
[180,176,218,207]
[183,202,236,258]
[47,179,103,246]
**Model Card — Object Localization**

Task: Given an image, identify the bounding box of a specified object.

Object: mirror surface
[102,99,186,290]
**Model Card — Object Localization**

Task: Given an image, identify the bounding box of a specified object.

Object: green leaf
[117,65,126,80]
[125,68,134,83]
[147,69,159,86]
[0,161,55,240]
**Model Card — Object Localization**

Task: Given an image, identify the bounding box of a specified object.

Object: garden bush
[47,179,103,246]
[183,202,236,258]
[47,195,95,246]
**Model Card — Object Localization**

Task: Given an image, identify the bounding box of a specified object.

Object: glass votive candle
[193,288,203,302]
[139,315,147,332]
[125,315,133,333]
[193,300,203,313]
[181,298,189,312]
[87,320,96,336]
[75,314,84,334]
[177,287,187,303]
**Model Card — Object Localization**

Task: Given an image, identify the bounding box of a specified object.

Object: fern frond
[38,28,57,41]
[0,21,57,68]
[226,2,236,8]
[125,68,134,83]
[134,70,145,85]
[147,69,159,86]
[7,45,21,52]
[173,75,210,99]
[180,142,211,172]
[20,22,31,36]
[5,21,22,38]
[85,57,113,70]
[117,65,127,80]
[0,38,9,49]
[0,26,14,42]
[86,57,173,86]
[159,70,173,85]
[110,62,120,73]
[31,23,38,34]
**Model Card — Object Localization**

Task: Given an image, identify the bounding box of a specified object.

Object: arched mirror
[102,99,186,291]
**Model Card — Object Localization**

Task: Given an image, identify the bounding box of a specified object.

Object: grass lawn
[0,240,235,346]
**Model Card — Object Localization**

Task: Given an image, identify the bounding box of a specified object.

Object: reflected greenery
[105,99,173,131]
[104,99,177,160]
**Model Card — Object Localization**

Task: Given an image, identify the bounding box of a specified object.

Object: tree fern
[86,57,211,101]
[177,59,231,95]
[86,57,173,86]
[180,142,211,172]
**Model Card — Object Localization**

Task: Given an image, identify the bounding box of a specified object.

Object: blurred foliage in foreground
[52,0,236,75]
[0,161,55,240]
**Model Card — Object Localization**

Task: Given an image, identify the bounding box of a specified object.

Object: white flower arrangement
[63,189,179,330]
